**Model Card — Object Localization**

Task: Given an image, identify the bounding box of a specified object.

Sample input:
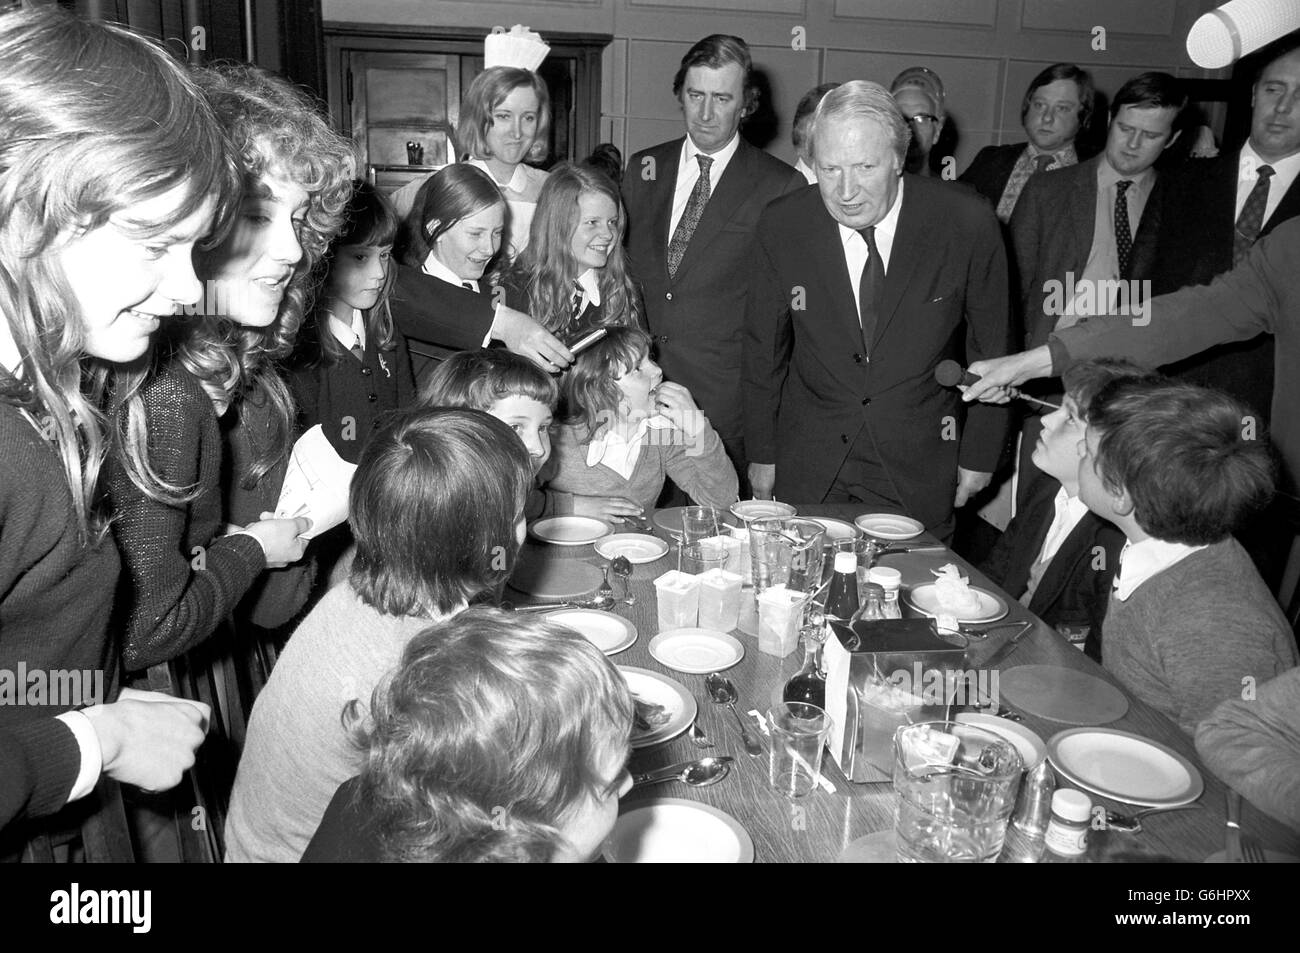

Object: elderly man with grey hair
[743,80,1013,540]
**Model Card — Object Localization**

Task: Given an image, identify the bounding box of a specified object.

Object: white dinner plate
[649,628,744,674]
[594,533,670,564]
[529,515,612,546]
[603,797,755,863]
[854,513,925,540]
[546,608,637,655]
[620,666,696,750]
[808,516,861,541]
[955,713,1046,769]
[730,499,798,522]
[905,583,1009,624]
[1047,727,1204,808]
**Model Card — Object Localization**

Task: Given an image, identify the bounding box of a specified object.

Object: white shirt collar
[585,415,674,480]
[837,176,905,258]
[422,251,478,292]
[575,268,601,308]
[684,130,741,168]
[1238,140,1300,217]
[794,157,817,184]
[1113,537,1208,600]
[468,156,528,195]
[326,307,366,351]
[1039,486,1090,565]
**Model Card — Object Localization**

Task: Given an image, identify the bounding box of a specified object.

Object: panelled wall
[323,0,1225,170]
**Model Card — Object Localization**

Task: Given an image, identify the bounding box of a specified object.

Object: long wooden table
[517,505,1300,863]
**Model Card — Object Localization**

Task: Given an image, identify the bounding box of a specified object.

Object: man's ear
[1112,484,1136,519]
[1163,127,1182,151]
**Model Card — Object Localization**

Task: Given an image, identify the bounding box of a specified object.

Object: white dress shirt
[585,415,675,480]
[1235,141,1300,225]
[1039,487,1090,565]
[1113,537,1208,601]
[575,267,602,312]
[837,178,904,323]
[668,132,742,243]
[326,307,366,352]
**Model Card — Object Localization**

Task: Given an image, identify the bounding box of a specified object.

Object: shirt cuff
[227,528,268,558]
[54,710,103,803]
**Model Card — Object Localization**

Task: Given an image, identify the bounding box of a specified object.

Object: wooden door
[350,50,461,193]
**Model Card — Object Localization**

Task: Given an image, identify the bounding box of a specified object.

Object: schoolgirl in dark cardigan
[291,181,415,466]
[0,5,221,846]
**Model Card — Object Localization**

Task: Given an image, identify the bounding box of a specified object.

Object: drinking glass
[680,541,729,575]
[767,702,833,798]
[892,720,1023,862]
[749,518,826,596]
[681,506,727,545]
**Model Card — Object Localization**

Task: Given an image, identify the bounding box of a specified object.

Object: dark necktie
[1114,179,1134,277]
[461,281,475,291]
[1033,153,1055,175]
[1234,165,1275,264]
[856,226,884,352]
[349,337,364,363]
[667,154,714,279]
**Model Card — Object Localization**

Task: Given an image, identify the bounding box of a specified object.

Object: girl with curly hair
[106,63,358,669]
[303,606,634,863]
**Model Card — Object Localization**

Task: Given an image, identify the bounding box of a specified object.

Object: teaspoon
[632,756,733,789]
[704,673,765,757]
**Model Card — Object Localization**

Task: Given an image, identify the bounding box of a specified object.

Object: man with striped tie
[622,35,804,492]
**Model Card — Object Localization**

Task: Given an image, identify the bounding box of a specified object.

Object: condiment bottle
[824,551,860,625]
[783,624,826,709]
[1042,788,1092,862]
[866,566,903,618]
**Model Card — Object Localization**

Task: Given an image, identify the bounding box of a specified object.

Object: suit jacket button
[658,335,669,344]
[861,397,871,406]
[368,393,378,402]
[361,367,372,376]
[665,292,673,301]
[854,353,864,364]
[840,434,848,444]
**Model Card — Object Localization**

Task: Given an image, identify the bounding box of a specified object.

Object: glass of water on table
[893,721,1023,862]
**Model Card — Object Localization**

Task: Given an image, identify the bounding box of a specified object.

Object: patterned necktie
[667,154,714,279]
[1234,165,1275,264]
[570,280,585,323]
[461,281,475,291]
[1114,179,1134,277]
[856,227,884,352]
[1034,153,1055,175]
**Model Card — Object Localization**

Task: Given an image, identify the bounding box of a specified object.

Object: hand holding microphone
[935,359,1060,410]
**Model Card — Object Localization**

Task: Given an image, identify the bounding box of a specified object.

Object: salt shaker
[1012,759,1055,837]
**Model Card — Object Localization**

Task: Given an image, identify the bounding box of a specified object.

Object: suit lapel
[1031,510,1100,614]
[671,139,753,283]
[1069,159,1098,273]
[1262,165,1300,236]
[1128,173,1164,279]
[873,179,924,347]
[648,141,683,283]
[812,201,865,348]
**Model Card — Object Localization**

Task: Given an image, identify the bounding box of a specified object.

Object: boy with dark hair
[1078,378,1297,736]
[979,360,1152,659]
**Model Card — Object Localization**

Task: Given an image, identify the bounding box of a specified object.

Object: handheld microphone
[933,360,1061,411]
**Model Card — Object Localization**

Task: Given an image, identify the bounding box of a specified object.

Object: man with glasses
[961,63,1095,223]
[891,67,946,177]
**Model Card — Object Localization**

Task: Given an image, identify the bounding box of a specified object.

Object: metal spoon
[704,673,764,757]
[592,566,615,610]
[611,555,636,605]
[632,756,733,789]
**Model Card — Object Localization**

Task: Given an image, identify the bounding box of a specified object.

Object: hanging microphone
[934,360,1061,411]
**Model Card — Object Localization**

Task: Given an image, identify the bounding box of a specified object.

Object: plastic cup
[653,570,701,630]
[698,568,743,631]
[757,584,809,657]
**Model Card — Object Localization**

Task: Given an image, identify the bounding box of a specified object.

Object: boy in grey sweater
[1078,378,1297,737]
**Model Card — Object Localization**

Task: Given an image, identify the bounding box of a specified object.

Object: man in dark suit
[980,360,1144,661]
[744,81,1013,540]
[1008,72,1184,506]
[622,35,804,485]
[1153,39,1300,425]
[960,63,1095,224]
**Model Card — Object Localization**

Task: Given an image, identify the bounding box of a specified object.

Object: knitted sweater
[222,384,314,628]
[1102,538,1298,737]
[223,583,441,863]
[106,364,265,670]
[0,403,119,836]
[547,419,739,513]
[1196,665,1300,832]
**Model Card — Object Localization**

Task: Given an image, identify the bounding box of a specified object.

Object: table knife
[982,620,1034,668]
